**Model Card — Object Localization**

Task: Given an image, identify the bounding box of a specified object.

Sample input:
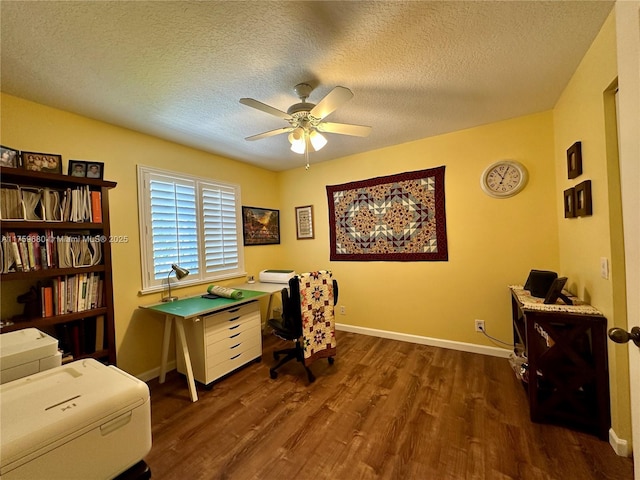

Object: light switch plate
[600,257,609,279]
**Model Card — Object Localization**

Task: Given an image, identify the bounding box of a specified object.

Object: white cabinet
[176,301,261,385]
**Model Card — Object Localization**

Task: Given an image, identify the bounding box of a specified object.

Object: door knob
[608,326,640,347]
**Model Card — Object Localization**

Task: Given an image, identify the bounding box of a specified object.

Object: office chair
[268,271,338,383]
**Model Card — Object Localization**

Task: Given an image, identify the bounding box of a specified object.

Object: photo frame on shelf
[566,141,582,179]
[575,180,592,217]
[68,160,88,177]
[85,161,104,179]
[0,145,21,168]
[21,151,62,174]
[563,188,575,218]
[295,205,315,239]
[242,206,280,245]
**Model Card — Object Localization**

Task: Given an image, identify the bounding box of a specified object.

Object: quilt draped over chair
[298,270,337,366]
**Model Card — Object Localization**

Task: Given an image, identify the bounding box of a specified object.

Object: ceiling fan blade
[240,98,291,120]
[309,86,354,120]
[245,127,293,141]
[317,122,372,137]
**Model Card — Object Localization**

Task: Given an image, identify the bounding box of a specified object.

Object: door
[614,2,640,478]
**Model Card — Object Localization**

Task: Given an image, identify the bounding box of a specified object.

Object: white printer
[0,328,62,384]
[0,359,152,479]
[259,269,296,284]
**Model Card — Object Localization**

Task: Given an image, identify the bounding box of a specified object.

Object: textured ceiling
[1,1,614,171]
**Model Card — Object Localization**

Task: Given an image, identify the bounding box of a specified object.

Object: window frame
[137,165,245,294]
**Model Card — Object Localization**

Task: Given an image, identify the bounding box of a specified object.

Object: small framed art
[295,205,315,239]
[567,141,582,179]
[563,188,575,218]
[85,161,104,179]
[0,145,20,168]
[242,206,280,245]
[68,160,88,177]
[575,180,592,217]
[22,151,63,174]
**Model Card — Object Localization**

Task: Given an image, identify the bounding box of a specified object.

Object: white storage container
[0,359,152,479]
[0,328,61,384]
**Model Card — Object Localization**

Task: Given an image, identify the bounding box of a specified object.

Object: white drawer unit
[176,301,262,385]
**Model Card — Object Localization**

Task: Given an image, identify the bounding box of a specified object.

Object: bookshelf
[0,167,118,365]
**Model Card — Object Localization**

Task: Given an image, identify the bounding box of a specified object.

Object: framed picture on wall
[563,188,575,218]
[575,180,592,216]
[242,206,280,245]
[566,141,582,179]
[295,205,315,239]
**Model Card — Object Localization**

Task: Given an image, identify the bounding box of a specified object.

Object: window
[137,165,244,292]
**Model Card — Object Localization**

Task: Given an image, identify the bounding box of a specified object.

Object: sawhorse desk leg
[159,315,198,402]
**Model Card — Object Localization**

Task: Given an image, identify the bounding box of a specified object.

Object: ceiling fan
[239,83,372,157]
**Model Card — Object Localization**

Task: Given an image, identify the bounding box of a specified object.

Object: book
[42,286,54,317]
[91,191,102,223]
[95,315,105,351]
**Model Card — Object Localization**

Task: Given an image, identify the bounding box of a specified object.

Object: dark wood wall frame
[563,188,575,218]
[566,141,582,179]
[575,180,592,216]
[295,205,315,240]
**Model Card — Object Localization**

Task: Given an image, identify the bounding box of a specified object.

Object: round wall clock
[480,160,528,198]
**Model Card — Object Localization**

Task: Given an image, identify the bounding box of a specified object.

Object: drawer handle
[229,324,240,330]
[230,353,242,360]
[228,316,240,322]
[228,308,241,313]
[230,343,241,349]
[230,332,240,339]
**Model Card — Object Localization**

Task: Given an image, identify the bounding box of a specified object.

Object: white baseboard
[335,323,512,358]
[609,428,630,457]
[136,360,177,383]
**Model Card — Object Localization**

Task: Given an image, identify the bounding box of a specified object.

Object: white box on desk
[258,269,295,284]
[0,359,151,479]
[0,328,62,384]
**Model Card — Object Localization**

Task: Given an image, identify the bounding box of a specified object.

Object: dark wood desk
[510,286,610,439]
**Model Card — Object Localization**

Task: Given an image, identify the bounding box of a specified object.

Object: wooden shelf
[1,307,109,332]
[1,167,118,365]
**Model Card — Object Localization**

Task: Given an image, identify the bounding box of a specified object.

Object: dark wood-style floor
[144,331,633,480]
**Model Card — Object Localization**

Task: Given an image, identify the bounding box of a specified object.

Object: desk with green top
[141,286,281,402]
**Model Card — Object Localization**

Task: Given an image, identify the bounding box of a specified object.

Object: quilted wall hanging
[326,166,448,262]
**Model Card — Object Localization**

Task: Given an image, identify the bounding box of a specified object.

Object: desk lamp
[163,264,189,302]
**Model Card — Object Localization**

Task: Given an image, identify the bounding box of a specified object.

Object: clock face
[481,161,528,198]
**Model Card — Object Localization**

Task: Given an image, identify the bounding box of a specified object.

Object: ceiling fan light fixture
[288,127,304,144]
[290,139,306,154]
[309,130,327,151]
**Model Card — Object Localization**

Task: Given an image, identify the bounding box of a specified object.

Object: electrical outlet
[475,319,485,332]
[340,305,346,315]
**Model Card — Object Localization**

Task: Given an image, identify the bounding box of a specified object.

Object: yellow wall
[553,11,631,443]
[0,93,285,375]
[279,111,559,345]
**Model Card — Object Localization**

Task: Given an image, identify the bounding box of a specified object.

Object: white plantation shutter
[149,177,199,279]
[202,183,240,273]
[138,166,244,291]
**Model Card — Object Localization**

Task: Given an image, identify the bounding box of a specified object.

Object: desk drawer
[206,343,262,383]
[205,311,260,346]
[205,325,261,367]
[206,324,261,359]
[203,302,259,329]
